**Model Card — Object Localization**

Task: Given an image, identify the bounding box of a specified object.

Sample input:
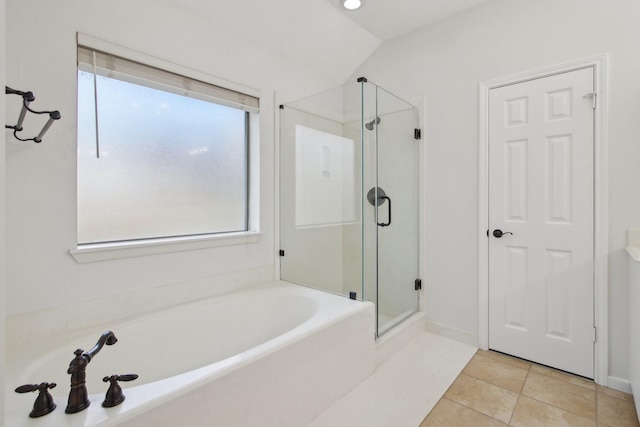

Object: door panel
[375,103,420,335]
[363,84,420,336]
[488,67,594,378]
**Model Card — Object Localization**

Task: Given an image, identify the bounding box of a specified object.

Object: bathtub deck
[5,282,376,427]
[308,331,476,427]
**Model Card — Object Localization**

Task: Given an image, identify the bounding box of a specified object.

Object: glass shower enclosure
[279,78,420,337]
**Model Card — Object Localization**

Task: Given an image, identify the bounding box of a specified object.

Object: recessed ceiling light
[343,0,364,11]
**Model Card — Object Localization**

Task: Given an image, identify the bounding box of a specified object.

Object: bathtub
[5,281,375,426]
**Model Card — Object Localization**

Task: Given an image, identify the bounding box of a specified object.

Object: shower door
[362,82,420,336]
[279,80,419,337]
[279,82,364,300]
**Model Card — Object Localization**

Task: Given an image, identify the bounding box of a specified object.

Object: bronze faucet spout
[85,330,118,362]
[65,331,118,414]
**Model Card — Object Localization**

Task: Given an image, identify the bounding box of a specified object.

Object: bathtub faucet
[65,331,118,414]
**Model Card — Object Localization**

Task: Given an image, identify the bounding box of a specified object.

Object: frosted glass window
[77,68,249,244]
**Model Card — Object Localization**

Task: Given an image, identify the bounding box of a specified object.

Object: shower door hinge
[415,278,422,290]
[414,128,422,140]
[279,249,285,257]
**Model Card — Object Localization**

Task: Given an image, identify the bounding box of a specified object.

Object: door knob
[493,229,513,238]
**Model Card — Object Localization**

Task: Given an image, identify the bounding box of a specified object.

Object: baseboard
[425,320,478,347]
[607,376,632,394]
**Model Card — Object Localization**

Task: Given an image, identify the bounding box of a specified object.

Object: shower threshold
[378,308,418,337]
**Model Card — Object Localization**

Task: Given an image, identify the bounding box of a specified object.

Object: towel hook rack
[5,86,61,143]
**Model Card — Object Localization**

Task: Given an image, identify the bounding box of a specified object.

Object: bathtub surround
[6,283,375,426]
[6,265,274,348]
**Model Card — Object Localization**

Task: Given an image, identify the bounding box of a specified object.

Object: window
[76,46,259,245]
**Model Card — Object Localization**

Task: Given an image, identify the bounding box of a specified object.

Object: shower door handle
[377,196,391,227]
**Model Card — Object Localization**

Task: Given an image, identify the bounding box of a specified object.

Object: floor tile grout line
[518,387,597,423]
[506,360,532,426]
[507,391,523,426]
[445,354,526,425]
[421,351,638,427]
[441,397,510,426]
[483,351,601,422]
[467,353,599,425]
[528,367,597,392]
[518,394,597,424]
[595,384,599,425]
[460,356,529,396]
[475,352,532,372]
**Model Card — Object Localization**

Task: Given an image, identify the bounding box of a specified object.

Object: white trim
[77,33,260,99]
[425,320,478,347]
[419,95,428,315]
[478,55,609,384]
[73,33,264,263]
[274,95,282,280]
[608,376,632,394]
[70,231,263,263]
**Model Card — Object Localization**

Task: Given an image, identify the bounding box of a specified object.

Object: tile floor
[420,350,640,427]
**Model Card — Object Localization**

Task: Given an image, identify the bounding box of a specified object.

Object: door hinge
[279,249,285,257]
[584,92,597,109]
[593,326,597,343]
[415,278,422,290]
[414,128,421,140]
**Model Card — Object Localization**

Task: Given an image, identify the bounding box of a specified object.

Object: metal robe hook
[5,86,61,143]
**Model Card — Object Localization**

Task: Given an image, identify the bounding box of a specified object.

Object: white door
[488,67,595,378]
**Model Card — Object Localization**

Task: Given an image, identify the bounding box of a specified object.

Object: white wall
[1,0,7,415]
[3,0,343,333]
[355,0,640,381]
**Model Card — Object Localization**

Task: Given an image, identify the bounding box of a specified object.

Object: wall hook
[5,86,61,143]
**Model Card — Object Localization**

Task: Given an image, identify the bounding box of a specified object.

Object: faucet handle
[15,382,57,418]
[102,373,138,408]
[114,374,139,382]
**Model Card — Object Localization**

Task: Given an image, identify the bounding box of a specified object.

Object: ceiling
[161,0,491,85]
[325,0,491,41]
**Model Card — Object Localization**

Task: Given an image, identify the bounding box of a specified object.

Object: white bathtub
[5,281,375,426]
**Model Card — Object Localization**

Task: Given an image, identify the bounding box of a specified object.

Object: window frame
[71,34,261,263]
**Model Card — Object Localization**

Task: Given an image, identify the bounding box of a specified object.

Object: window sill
[69,231,263,264]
